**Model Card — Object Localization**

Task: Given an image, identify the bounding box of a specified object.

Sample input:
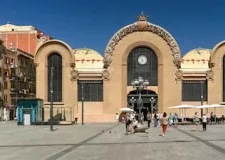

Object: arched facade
[34,14,225,123]
[209,41,225,104]
[103,14,182,115]
[35,40,77,121]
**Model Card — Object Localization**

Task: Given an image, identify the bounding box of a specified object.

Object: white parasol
[197,104,225,109]
[169,104,197,122]
[169,104,196,109]
[120,107,134,112]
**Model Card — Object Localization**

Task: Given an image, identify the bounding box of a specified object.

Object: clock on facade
[138,55,147,65]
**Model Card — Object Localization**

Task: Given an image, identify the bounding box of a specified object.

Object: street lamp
[129,97,136,110]
[149,97,156,115]
[81,82,84,125]
[200,80,204,117]
[50,67,54,131]
[131,77,149,122]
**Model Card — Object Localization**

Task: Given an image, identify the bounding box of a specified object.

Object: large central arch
[102,14,182,114]
[103,14,181,68]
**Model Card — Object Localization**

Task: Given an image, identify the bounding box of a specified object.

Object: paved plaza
[0,122,225,160]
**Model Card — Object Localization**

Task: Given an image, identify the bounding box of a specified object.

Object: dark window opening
[48,53,62,102]
[182,80,207,101]
[78,80,103,101]
[127,47,158,86]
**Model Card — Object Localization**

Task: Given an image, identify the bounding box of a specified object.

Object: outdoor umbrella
[120,107,134,112]
[169,104,197,122]
[197,104,225,115]
[169,104,196,109]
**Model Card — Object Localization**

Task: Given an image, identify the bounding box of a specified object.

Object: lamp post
[129,97,136,110]
[149,97,156,115]
[50,67,54,131]
[200,80,204,117]
[131,77,149,121]
[81,82,84,125]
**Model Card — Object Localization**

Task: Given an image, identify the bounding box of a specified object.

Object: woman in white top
[202,114,207,131]
[192,112,199,131]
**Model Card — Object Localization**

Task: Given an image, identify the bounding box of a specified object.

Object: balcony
[10,88,17,95]
[29,93,35,96]
[9,76,19,81]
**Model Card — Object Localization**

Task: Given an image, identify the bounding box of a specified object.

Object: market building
[34,14,225,123]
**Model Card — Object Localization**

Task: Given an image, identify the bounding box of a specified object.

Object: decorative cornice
[34,63,39,67]
[71,69,79,81]
[206,70,214,81]
[75,59,103,63]
[175,70,183,81]
[70,62,75,68]
[103,21,181,68]
[102,69,110,80]
[208,62,215,68]
[181,59,209,63]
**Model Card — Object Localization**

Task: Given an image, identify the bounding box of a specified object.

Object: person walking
[202,113,207,131]
[125,113,131,134]
[115,113,119,123]
[169,113,173,127]
[173,113,178,128]
[154,112,159,127]
[161,112,168,136]
[193,112,199,131]
[147,112,151,128]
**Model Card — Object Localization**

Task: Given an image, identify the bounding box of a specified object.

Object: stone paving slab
[0,122,225,160]
[0,146,71,160]
[0,122,114,145]
[88,124,195,144]
[177,125,225,141]
[210,141,225,150]
[61,142,225,160]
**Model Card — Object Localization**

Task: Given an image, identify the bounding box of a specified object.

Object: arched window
[48,53,62,102]
[127,47,158,85]
[223,55,225,101]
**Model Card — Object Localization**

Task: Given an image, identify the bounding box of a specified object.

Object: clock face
[138,55,147,65]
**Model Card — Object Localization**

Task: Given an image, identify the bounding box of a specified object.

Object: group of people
[146,112,179,128]
[192,112,225,131]
[124,112,141,134]
[117,111,171,136]
[115,110,225,136]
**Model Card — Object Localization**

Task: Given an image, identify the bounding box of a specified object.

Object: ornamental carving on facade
[71,69,79,81]
[102,69,110,80]
[175,70,183,81]
[206,70,214,80]
[34,63,39,67]
[103,14,181,68]
[70,62,75,68]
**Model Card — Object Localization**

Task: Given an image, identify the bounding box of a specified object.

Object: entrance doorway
[127,89,158,120]
[23,110,32,125]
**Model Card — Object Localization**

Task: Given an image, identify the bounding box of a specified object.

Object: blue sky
[0,0,225,55]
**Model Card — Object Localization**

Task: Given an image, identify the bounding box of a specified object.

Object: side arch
[208,40,225,104]
[210,40,225,65]
[35,39,75,65]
